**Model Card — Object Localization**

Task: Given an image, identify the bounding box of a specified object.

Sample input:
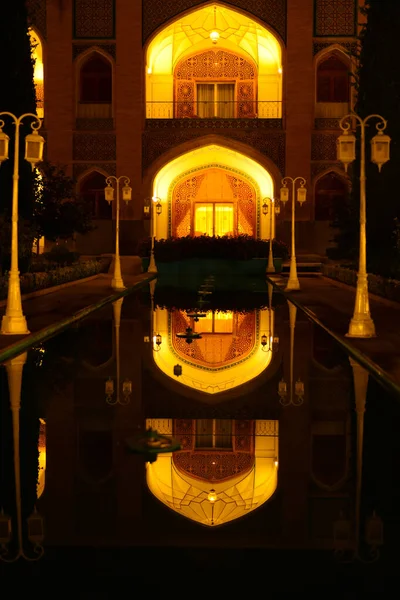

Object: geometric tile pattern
[314,0,356,37]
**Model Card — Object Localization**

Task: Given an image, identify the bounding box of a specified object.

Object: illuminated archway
[29,29,44,118]
[146,4,283,118]
[152,144,275,240]
[152,307,275,395]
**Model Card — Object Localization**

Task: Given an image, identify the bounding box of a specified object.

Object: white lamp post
[278,300,304,407]
[105,298,132,405]
[262,197,281,273]
[0,113,45,335]
[280,176,307,291]
[104,175,132,290]
[148,196,162,274]
[337,113,390,338]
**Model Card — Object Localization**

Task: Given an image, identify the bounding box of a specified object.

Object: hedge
[322,263,400,303]
[0,260,103,300]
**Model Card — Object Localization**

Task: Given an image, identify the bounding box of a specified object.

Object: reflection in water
[0,284,400,576]
[278,301,304,406]
[105,298,133,406]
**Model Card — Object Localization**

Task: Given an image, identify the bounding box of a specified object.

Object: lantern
[27,508,44,544]
[371,131,391,172]
[262,201,268,215]
[278,379,287,396]
[0,510,12,545]
[122,183,132,203]
[105,377,114,396]
[280,186,289,203]
[365,511,383,546]
[143,197,151,217]
[173,364,183,377]
[0,129,10,164]
[104,185,114,203]
[24,129,45,169]
[272,336,280,352]
[122,379,132,397]
[337,130,356,172]
[297,186,307,205]
[210,30,219,44]
[295,379,304,397]
[275,203,281,215]
[155,200,162,215]
[208,489,217,503]
[261,334,268,350]
[153,333,162,351]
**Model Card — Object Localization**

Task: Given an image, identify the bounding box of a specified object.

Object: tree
[33,161,95,242]
[0,0,37,221]
[329,1,400,274]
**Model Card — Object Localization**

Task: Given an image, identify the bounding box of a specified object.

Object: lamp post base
[111,278,126,291]
[148,253,158,274]
[266,264,276,273]
[1,314,29,335]
[346,315,376,338]
[285,278,300,291]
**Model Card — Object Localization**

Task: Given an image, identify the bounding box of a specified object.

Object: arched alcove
[146,4,283,119]
[77,52,113,118]
[315,50,351,118]
[314,171,349,222]
[79,170,112,220]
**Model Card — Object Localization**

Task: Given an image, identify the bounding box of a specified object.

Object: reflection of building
[26,1,363,255]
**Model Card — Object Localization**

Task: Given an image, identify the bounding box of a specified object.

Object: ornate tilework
[73,43,116,60]
[314,0,356,37]
[311,133,338,161]
[74,0,115,39]
[26,0,47,39]
[314,118,341,130]
[145,119,283,131]
[73,162,116,179]
[143,0,287,44]
[73,133,116,160]
[143,130,285,175]
[313,40,358,56]
[76,118,114,130]
[311,161,343,179]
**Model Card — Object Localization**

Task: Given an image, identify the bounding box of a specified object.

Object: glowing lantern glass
[262,202,268,215]
[337,131,356,172]
[0,129,10,164]
[280,186,289,203]
[25,130,45,169]
[297,186,307,205]
[208,489,217,503]
[104,185,114,203]
[122,184,132,203]
[371,131,391,172]
[210,30,219,44]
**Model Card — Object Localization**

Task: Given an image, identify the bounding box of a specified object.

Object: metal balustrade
[146,100,282,119]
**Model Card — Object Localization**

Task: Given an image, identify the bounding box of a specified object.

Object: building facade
[27,0,364,256]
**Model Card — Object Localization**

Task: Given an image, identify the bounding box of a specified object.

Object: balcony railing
[146,101,282,120]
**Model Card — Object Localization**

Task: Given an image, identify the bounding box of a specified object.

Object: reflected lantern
[370,131,391,172]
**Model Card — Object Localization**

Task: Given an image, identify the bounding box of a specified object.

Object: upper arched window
[79,171,111,220]
[316,54,349,103]
[80,54,112,103]
[315,172,349,222]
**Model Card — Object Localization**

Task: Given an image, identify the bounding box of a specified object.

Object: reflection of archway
[310,417,351,491]
[152,144,275,240]
[314,171,349,222]
[146,418,278,526]
[145,4,283,118]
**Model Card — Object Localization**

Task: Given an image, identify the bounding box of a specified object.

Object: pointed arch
[314,169,350,222]
[314,46,352,118]
[78,168,112,220]
[29,28,45,118]
[75,48,114,118]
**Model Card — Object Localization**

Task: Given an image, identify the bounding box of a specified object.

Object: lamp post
[104,175,132,290]
[262,197,281,273]
[279,177,307,291]
[146,196,162,274]
[333,359,383,562]
[0,352,44,562]
[337,113,390,338]
[278,300,304,406]
[0,113,45,335]
[105,298,132,405]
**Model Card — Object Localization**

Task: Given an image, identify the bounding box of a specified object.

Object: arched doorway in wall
[314,171,349,222]
[79,171,112,220]
[145,4,283,120]
[152,144,275,240]
[77,52,113,119]
[315,50,351,119]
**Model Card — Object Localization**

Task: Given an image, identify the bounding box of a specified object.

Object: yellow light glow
[208,489,217,502]
[210,30,220,44]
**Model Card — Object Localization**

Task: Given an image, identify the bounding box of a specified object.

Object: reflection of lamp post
[105,298,132,405]
[262,197,281,273]
[0,352,44,562]
[280,176,307,291]
[261,283,279,352]
[104,175,132,290]
[278,301,304,406]
[333,359,383,562]
[337,113,390,338]
[0,112,45,335]
[147,196,162,274]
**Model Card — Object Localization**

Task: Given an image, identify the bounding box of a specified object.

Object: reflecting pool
[0,280,399,586]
